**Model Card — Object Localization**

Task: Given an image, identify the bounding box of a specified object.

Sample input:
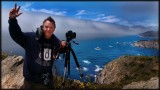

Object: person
[8,4,67,89]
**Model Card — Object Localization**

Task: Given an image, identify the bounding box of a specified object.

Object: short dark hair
[43,16,56,28]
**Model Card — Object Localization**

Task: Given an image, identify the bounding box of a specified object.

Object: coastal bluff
[1,55,159,89]
[96,55,159,89]
[1,55,24,89]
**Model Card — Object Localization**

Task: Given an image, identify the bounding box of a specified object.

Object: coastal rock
[133,40,159,49]
[123,77,159,89]
[1,55,159,89]
[96,60,119,84]
[1,55,24,89]
[96,56,130,85]
[96,56,159,89]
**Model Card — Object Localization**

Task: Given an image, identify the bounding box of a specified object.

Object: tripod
[62,40,83,87]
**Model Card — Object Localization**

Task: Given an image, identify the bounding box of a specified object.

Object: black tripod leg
[62,51,69,87]
[70,47,83,78]
[68,50,70,75]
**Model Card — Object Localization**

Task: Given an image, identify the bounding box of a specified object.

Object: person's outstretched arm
[8,3,26,49]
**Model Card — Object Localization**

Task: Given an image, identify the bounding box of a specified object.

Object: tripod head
[65,30,79,47]
[66,30,76,42]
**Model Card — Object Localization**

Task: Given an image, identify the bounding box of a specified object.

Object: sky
[2,1,158,27]
[1,1,159,40]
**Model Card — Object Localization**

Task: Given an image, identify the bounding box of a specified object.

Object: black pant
[20,79,54,89]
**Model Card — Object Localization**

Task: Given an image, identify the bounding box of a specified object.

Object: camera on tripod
[66,30,76,42]
[61,30,83,88]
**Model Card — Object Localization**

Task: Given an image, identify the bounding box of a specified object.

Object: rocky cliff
[133,40,159,49]
[1,55,89,89]
[1,55,24,89]
[1,55,159,89]
[123,77,159,89]
[96,55,159,89]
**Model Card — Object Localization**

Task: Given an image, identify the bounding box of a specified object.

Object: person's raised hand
[9,3,22,19]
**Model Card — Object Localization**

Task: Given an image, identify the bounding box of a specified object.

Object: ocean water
[53,35,159,82]
[2,35,159,82]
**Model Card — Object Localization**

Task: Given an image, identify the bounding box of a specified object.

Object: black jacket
[8,18,61,83]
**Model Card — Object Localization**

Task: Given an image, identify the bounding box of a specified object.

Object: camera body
[66,30,76,41]
[41,72,51,86]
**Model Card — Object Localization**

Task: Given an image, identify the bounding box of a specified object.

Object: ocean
[2,35,159,82]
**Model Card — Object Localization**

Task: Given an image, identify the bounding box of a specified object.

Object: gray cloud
[2,8,157,54]
[117,2,158,21]
[2,8,155,41]
[120,2,158,15]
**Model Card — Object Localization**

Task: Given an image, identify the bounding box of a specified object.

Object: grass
[53,76,122,89]
[116,55,158,88]
[1,52,8,60]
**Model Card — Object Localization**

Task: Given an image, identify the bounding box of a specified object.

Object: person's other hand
[9,3,22,19]
[61,41,67,48]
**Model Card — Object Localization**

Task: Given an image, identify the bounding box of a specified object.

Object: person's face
[43,20,55,39]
